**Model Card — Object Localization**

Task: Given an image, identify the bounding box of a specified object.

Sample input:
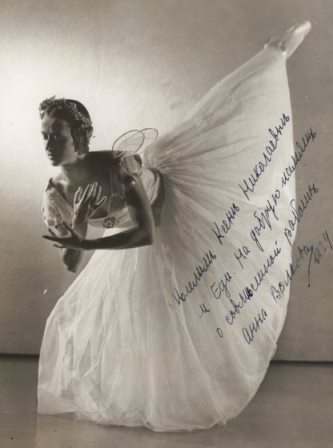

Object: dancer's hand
[73,182,107,225]
[43,222,91,250]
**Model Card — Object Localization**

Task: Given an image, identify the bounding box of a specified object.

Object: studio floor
[0,357,332,448]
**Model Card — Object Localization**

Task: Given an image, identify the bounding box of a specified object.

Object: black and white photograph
[0,1,332,447]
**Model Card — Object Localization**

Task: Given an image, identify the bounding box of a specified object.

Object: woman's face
[41,113,78,166]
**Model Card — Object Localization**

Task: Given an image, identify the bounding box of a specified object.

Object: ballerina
[40,99,162,272]
[39,22,311,432]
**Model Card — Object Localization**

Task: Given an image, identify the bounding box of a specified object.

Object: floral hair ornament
[39,96,94,153]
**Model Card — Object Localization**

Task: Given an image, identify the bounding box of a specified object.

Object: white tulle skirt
[38,46,297,431]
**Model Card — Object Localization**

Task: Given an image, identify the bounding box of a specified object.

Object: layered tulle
[38,46,297,431]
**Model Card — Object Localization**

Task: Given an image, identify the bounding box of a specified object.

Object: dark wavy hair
[39,97,93,154]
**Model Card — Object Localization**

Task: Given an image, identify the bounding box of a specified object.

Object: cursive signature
[271,230,332,302]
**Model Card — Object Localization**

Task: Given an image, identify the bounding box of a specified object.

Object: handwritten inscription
[210,271,232,300]
[302,230,332,287]
[172,249,217,305]
[271,230,332,300]
[212,202,240,246]
[199,303,211,318]
[216,327,224,338]
[239,113,290,200]
[242,308,268,345]
[281,128,316,188]
[249,189,281,252]
[234,245,251,269]
[284,183,319,246]
[225,242,281,325]
[170,122,322,347]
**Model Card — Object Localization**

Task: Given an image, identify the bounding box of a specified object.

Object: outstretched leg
[265,21,311,58]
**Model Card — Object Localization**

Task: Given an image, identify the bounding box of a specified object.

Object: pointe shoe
[264,21,312,58]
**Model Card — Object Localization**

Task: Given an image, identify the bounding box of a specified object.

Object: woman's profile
[39,22,311,431]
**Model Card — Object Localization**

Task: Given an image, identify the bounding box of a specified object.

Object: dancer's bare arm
[43,178,155,252]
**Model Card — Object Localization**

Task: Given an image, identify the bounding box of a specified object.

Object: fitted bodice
[42,151,163,230]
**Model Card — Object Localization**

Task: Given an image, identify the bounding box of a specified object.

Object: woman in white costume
[39,22,311,431]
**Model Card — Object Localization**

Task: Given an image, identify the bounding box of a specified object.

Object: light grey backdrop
[0,0,332,359]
